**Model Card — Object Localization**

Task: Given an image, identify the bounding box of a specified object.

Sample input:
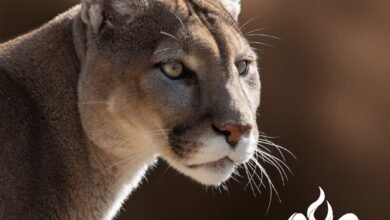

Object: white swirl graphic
[289,187,358,220]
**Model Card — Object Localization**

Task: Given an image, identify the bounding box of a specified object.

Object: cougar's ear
[219,0,241,21]
[80,0,150,33]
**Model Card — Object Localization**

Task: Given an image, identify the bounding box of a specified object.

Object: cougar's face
[79,1,261,185]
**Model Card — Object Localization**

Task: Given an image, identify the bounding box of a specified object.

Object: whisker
[175,15,185,29]
[259,132,279,139]
[248,160,265,187]
[244,28,266,35]
[154,48,173,55]
[246,161,265,192]
[216,185,223,194]
[155,165,172,185]
[221,182,229,194]
[255,152,287,185]
[246,33,282,41]
[251,157,281,213]
[243,163,257,197]
[233,168,242,176]
[258,142,286,162]
[256,149,292,175]
[257,144,273,154]
[229,174,240,183]
[257,138,296,160]
[160,31,178,41]
[239,16,258,31]
[249,41,275,48]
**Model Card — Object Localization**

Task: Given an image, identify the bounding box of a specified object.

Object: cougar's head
[77,0,261,185]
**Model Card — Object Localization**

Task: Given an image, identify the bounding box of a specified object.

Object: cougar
[0,0,263,219]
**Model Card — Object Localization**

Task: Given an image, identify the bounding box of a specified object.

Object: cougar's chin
[168,157,236,186]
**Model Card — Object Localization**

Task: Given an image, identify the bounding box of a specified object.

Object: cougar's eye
[161,61,184,79]
[236,60,249,77]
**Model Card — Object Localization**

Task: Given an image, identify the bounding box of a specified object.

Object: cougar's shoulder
[0,67,45,218]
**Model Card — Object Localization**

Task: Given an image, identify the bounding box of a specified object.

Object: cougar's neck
[0,5,154,219]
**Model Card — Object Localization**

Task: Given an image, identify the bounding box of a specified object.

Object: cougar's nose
[213,123,253,146]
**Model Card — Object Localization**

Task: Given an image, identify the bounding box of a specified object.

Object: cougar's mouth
[164,125,257,186]
[186,157,235,169]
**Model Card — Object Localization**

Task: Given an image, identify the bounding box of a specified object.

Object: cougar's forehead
[154,0,253,69]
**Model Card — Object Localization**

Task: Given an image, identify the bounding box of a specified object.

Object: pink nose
[213,124,253,146]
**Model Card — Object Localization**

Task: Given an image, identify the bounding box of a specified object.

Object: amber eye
[236,60,249,77]
[161,61,184,79]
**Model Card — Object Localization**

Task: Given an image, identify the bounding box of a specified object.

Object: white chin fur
[169,158,236,186]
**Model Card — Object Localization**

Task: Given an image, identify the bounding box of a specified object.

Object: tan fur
[0,0,260,219]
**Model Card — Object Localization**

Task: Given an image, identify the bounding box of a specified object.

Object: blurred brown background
[1,0,389,219]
